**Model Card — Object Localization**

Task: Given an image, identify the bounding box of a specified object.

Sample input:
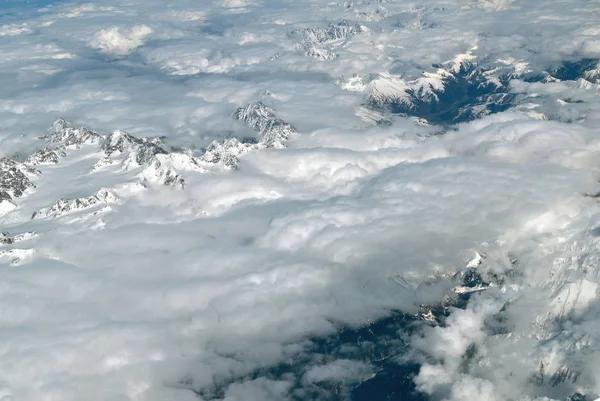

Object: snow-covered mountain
[292,20,368,60]
[350,52,600,126]
[0,99,299,218]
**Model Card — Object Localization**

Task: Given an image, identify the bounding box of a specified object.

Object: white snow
[366,73,413,108]
[0,199,16,217]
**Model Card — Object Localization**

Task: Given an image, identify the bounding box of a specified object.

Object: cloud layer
[1,1,600,401]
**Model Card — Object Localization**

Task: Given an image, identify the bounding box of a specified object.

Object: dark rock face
[0,157,38,199]
[0,232,13,245]
[526,58,600,84]
[365,65,515,125]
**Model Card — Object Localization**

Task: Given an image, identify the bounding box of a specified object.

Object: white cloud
[303,360,373,384]
[0,23,32,36]
[469,0,516,11]
[90,24,153,55]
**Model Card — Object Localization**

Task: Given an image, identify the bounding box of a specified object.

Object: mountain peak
[42,119,104,148]
[234,101,296,149]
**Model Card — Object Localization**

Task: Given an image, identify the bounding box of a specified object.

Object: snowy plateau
[2,0,600,401]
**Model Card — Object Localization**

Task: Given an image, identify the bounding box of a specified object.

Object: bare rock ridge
[31,188,118,219]
[101,130,168,165]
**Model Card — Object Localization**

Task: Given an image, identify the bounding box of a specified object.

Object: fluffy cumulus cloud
[90,24,153,55]
[1,0,600,401]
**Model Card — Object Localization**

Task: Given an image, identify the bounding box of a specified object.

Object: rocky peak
[234,101,296,149]
[102,130,168,166]
[202,138,249,168]
[42,118,104,148]
[366,73,414,109]
[138,153,206,188]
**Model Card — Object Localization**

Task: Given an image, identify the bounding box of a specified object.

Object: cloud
[90,24,153,55]
[0,22,32,36]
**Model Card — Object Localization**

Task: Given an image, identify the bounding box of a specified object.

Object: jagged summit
[50,118,67,131]
[101,130,168,167]
[97,131,210,187]
[200,138,249,169]
[139,153,207,188]
[234,100,279,126]
[42,118,104,147]
[234,101,296,148]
